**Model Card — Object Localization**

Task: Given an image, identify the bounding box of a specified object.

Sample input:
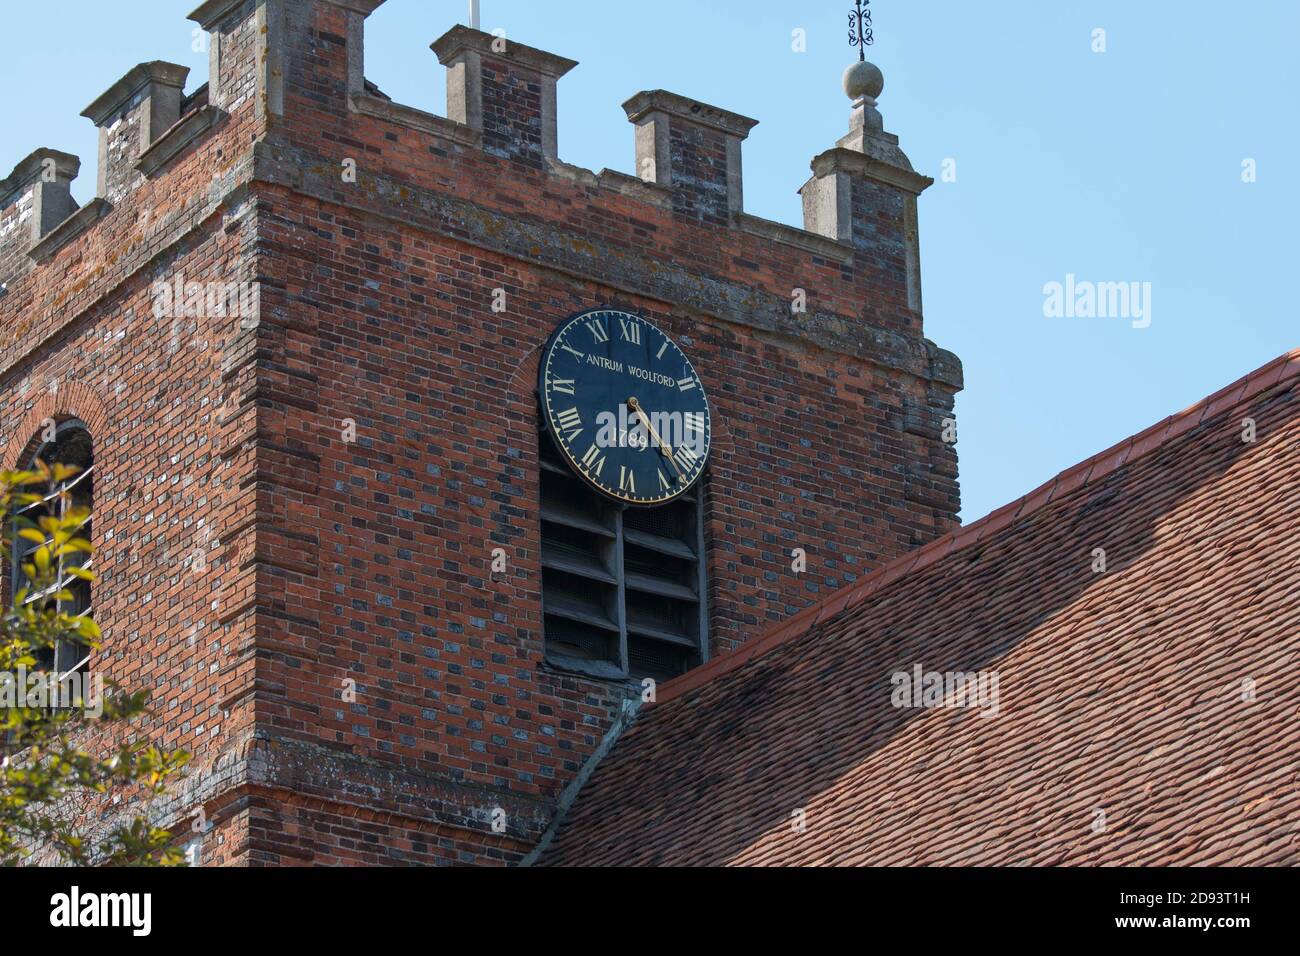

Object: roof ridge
[655,347,1300,706]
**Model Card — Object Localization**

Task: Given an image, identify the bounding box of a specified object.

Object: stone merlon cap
[81,61,190,126]
[191,0,383,28]
[188,0,247,30]
[0,148,80,200]
[622,90,758,139]
[810,147,933,196]
[431,25,577,78]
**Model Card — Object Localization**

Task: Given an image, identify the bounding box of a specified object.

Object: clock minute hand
[627,397,683,479]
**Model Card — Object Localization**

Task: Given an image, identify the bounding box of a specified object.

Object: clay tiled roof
[541,350,1300,866]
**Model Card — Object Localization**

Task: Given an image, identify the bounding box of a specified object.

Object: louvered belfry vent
[539,428,707,682]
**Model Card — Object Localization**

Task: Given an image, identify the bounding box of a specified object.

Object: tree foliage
[0,464,188,866]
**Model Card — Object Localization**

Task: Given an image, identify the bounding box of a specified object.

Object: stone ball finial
[843,59,884,101]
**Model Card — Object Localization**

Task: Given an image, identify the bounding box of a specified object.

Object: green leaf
[74,617,102,641]
[0,468,187,866]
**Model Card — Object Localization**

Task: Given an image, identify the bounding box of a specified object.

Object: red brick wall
[0,0,269,863]
[480,58,545,168]
[667,120,731,225]
[0,178,36,290]
[0,0,960,865]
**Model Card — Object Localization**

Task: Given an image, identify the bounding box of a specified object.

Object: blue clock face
[539,308,711,505]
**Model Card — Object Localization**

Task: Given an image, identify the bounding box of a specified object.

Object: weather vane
[848,0,874,61]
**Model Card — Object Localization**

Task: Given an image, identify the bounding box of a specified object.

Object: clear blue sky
[2,1,1295,521]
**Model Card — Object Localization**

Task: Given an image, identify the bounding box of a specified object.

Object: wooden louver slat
[539,428,706,682]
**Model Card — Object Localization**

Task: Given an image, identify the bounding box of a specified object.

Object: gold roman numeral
[673,445,699,474]
[677,376,697,392]
[551,378,575,396]
[560,342,584,362]
[580,444,606,477]
[684,412,705,436]
[556,407,582,441]
[658,469,672,491]
[619,466,636,494]
[618,318,641,345]
[587,319,609,343]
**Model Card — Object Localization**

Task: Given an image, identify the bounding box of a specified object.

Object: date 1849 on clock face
[539,308,711,505]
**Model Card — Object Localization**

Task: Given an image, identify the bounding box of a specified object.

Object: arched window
[10,419,93,676]
[538,427,708,683]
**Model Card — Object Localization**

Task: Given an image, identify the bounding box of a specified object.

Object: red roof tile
[540,350,1300,866]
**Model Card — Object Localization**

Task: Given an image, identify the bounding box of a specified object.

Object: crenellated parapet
[3,0,945,354]
[0,149,79,290]
[81,61,191,203]
[622,90,757,226]
[432,25,577,169]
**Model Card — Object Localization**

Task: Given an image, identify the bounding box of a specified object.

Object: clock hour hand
[627,397,683,479]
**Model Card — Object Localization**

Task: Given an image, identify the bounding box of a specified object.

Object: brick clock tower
[0,0,959,865]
